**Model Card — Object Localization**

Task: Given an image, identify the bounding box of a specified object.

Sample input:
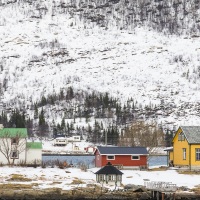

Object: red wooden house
[94,146,148,169]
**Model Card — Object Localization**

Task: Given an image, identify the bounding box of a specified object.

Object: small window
[196,148,200,161]
[117,175,122,181]
[178,132,185,141]
[107,155,115,160]
[183,148,186,160]
[108,175,114,181]
[11,138,19,145]
[10,151,19,159]
[131,155,140,160]
[99,175,104,181]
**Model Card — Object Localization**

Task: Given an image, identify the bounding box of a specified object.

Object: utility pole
[105,131,107,146]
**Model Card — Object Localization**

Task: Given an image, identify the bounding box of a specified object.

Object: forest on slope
[0,0,200,147]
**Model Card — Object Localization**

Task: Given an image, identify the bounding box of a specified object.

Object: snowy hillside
[1,0,200,133]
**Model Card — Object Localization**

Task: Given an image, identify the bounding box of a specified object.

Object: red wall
[95,150,147,167]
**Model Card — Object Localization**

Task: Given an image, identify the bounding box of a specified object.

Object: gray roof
[95,162,123,175]
[97,146,148,155]
[181,126,200,144]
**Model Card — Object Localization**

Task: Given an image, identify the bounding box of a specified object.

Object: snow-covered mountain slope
[1,0,200,128]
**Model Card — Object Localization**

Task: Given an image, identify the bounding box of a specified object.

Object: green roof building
[27,142,42,149]
[0,128,28,138]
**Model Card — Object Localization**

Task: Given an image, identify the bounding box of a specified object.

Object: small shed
[26,142,42,165]
[95,162,123,186]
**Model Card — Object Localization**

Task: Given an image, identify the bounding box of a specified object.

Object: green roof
[0,128,28,138]
[26,142,42,149]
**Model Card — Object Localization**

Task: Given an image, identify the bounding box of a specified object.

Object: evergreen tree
[34,103,38,119]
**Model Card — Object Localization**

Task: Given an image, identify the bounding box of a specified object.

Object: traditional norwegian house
[0,126,42,165]
[171,126,200,169]
[94,146,148,169]
[95,162,123,186]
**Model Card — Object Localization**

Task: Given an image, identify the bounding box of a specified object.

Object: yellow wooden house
[172,126,200,170]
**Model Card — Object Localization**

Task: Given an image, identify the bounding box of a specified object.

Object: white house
[53,137,67,146]
[67,135,81,142]
[0,126,42,165]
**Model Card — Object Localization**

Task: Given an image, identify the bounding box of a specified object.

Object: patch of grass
[191,185,200,193]
[148,168,167,171]
[49,181,62,185]
[71,179,85,184]
[178,170,200,175]
[7,174,32,182]
[0,183,34,189]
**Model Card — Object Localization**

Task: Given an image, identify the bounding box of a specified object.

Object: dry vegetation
[6,174,32,182]
[178,170,200,175]
[148,167,168,171]
[191,185,200,194]
[71,178,85,184]
[0,183,36,189]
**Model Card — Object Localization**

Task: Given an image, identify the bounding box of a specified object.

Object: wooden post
[162,193,164,200]
[157,191,159,200]
[152,191,155,198]
[173,193,175,200]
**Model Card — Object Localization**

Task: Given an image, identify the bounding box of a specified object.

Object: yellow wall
[173,127,189,166]
[191,145,200,167]
[169,151,173,161]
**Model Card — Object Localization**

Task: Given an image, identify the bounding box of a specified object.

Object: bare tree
[119,120,164,154]
[0,132,27,165]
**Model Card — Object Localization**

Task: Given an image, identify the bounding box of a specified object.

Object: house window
[108,175,115,181]
[117,175,122,181]
[11,137,19,145]
[178,132,185,141]
[196,148,200,161]
[107,155,115,160]
[99,175,104,181]
[10,151,19,159]
[131,155,140,160]
[183,148,186,160]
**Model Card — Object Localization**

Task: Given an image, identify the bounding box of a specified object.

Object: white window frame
[178,132,185,141]
[131,155,140,160]
[183,148,186,160]
[117,175,122,181]
[99,174,104,181]
[10,150,19,159]
[107,155,115,160]
[196,148,200,161]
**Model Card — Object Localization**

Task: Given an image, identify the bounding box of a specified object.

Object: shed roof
[180,126,200,144]
[96,146,148,155]
[0,128,28,138]
[27,142,42,149]
[95,162,123,175]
